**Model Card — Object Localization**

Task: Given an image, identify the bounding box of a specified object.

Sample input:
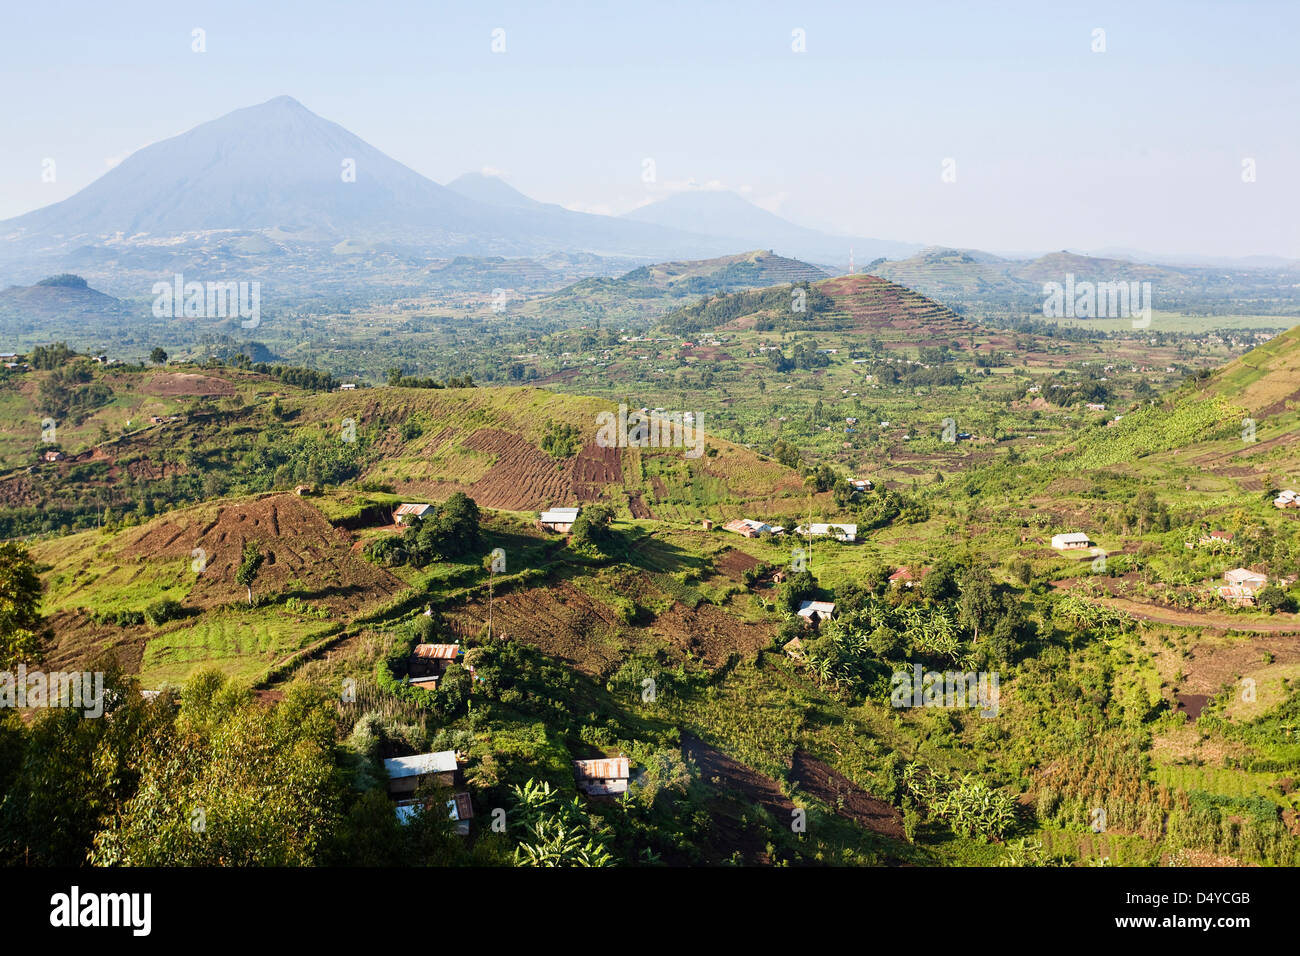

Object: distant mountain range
[0,96,914,283]
[621,190,921,264]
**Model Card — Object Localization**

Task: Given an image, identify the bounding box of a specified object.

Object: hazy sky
[2,0,1297,258]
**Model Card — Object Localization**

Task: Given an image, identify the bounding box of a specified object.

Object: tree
[570,504,616,557]
[235,542,265,605]
[0,543,43,667]
[149,347,168,365]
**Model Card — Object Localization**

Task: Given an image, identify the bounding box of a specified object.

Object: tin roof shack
[1217,585,1257,607]
[384,750,458,797]
[539,506,581,533]
[1051,532,1091,551]
[796,600,837,624]
[723,518,783,538]
[409,642,461,679]
[395,791,475,835]
[574,756,630,797]
[888,566,929,588]
[393,502,436,525]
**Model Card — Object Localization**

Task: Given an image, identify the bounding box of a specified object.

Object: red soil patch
[447,581,625,675]
[405,428,624,511]
[121,493,406,612]
[41,609,149,675]
[715,548,761,582]
[650,601,774,666]
[142,373,235,398]
[791,751,906,840]
[682,733,794,863]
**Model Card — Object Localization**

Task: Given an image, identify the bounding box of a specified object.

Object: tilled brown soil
[791,751,906,840]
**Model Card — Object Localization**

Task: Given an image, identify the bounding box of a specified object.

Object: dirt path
[1054,584,1300,634]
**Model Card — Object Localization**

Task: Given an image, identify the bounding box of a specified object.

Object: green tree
[235,541,265,605]
[0,543,43,667]
[149,347,168,365]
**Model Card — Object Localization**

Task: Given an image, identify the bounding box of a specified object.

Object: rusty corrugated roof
[574,756,629,781]
[412,643,460,660]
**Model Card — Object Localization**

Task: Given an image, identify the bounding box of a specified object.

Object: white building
[796,523,858,543]
[539,506,582,532]
[1051,532,1091,551]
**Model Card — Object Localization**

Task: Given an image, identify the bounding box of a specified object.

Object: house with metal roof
[395,791,475,834]
[1051,532,1091,551]
[384,751,458,796]
[796,600,837,623]
[409,643,461,678]
[1223,568,1268,592]
[796,523,858,543]
[574,756,630,796]
[888,566,929,588]
[539,506,581,532]
[393,502,435,525]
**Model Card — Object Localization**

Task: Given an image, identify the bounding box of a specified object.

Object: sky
[2,0,1297,259]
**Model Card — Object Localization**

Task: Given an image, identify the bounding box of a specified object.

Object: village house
[796,600,836,624]
[409,642,461,679]
[723,518,780,538]
[1198,530,1234,548]
[1223,567,1268,592]
[889,566,928,588]
[783,636,805,661]
[293,484,315,496]
[847,478,873,493]
[41,450,64,463]
[1217,585,1257,608]
[383,750,459,797]
[1051,532,1091,551]
[1274,490,1299,510]
[393,502,435,525]
[795,523,858,543]
[574,756,630,796]
[539,506,581,532]
[338,382,357,391]
[701,519,713,531]
[395,791,475,834]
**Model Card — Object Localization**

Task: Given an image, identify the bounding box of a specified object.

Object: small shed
[540,506,581,533]
[797,600,837,624]
[409,642,461,677]
[384,751,458,796]
[394,502,436,525]
[574,756,630,796]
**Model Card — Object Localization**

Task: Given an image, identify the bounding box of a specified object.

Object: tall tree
[0,543,43,667]
[235,542,265,605]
